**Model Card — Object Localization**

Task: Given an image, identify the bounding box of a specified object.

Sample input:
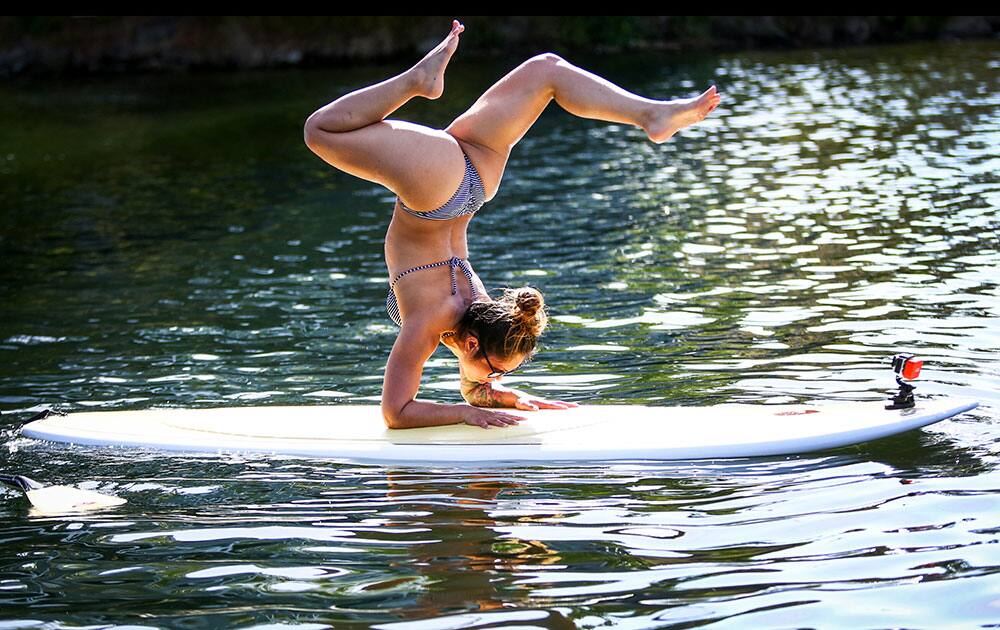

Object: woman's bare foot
[643,86,722,143]
[410,20,465,100]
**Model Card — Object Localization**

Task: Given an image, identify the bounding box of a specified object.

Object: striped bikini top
[398,153,486,221]
[389,256,478,301]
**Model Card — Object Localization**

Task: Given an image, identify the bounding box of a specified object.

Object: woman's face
[447,334,527,384]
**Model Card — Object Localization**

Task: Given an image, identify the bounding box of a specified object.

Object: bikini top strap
[448,258,458,295]
[390,257,478,301]
[452,257,479,301]
[389,259,451,289]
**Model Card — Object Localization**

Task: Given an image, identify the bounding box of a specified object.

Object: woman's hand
[463,406,527,429]
[513,395,579,412]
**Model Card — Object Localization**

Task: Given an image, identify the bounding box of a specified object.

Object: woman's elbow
[381,402,406,429]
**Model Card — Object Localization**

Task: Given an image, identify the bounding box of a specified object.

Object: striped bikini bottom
[386,256,479,327]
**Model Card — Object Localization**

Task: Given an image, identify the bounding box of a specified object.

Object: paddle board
[20,398,977,463]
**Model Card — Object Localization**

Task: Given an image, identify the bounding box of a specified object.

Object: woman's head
[451,286,548,383]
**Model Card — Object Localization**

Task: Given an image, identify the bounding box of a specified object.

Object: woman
[304,20,720,430]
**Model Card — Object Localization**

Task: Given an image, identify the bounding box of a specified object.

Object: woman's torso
[383,137,499,326]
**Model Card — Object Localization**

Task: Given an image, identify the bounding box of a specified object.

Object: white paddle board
[21,398,977,463]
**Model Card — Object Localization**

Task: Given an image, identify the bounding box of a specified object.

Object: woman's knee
[510,53,564,96]
[304,105,369,137]
[303,118,340,158]
[526,53,564,67]
[521,53,564,77]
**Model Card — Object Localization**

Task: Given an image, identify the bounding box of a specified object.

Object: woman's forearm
[388,399,473,429]
[461,378,519,408]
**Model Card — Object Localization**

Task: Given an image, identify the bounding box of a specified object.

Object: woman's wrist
[461,377,516,408]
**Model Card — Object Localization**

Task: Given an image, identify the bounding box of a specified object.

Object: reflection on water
[0,453,997,628]
[1,40,998,628]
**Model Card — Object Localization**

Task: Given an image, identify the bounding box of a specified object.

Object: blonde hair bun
[502,286,547,338]
[456,286,548,361]
[514,287,543,319]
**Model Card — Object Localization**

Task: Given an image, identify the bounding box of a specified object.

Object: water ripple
[0,40,998,628]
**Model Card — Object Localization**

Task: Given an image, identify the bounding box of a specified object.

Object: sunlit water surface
[1,41,998,628]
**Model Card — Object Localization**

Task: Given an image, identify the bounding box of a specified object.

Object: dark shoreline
[2,16,998,78]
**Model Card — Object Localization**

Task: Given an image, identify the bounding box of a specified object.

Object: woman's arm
[381,321,460,428]
[462,376,580,411]
[381,320,527,429]
[461,376,519,408]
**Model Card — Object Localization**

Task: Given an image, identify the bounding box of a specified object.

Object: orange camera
[886,353,922,410]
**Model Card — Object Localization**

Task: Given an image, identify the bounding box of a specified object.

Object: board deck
[21,399,978,463]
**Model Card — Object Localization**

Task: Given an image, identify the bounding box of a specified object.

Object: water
[1,40,998,628]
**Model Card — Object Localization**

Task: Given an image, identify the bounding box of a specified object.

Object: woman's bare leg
[306,21,461,133]
[446,54,721,188]
[303,20,470,210]
[305,21,721,207]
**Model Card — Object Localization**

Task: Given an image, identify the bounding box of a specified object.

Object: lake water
[1,40,998,628]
